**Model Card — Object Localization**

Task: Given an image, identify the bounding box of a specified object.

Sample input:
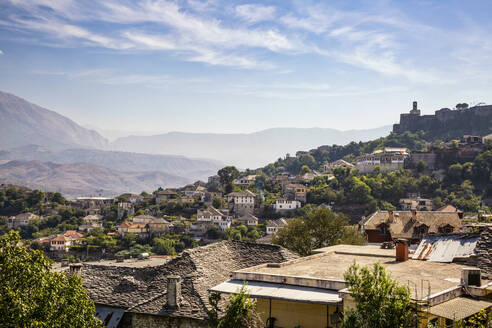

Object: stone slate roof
[362,211,462,239]
[476,227,492,279]
[81,241,298,321]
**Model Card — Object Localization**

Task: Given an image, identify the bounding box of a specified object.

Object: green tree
[212,197,223,209]
[342,262,414,328]
[218,166,240,194]
[208,285,261,328]
[0,231,101,328]
[306,207,348,249]
[272,218,312,256]
[300,165,312,175]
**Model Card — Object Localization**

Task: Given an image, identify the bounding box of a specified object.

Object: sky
[0,0,491,135]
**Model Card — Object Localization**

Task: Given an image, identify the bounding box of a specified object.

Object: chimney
[388,210,394,223]
[462,268,481,287]
[68,263,83,276]
[395,239,409,261]
[166,276,182,308]
[413,101,418,111]
[411,210,417,222]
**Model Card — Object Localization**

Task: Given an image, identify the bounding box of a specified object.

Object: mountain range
[111,126,392,168]
[0,160,190,198]
[0,90,392,195]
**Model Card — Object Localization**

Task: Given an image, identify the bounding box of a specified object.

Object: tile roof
[81,241,298,321]
[362,211,462,239]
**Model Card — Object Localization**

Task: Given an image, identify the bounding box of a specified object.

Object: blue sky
[0,0,491,135]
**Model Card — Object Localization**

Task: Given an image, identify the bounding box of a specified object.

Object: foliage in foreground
[341,262,415,328]
[0,231,101,328]
[208,285,262,328]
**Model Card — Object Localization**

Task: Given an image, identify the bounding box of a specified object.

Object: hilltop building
[355,148,409,173]
[393,101,492,136]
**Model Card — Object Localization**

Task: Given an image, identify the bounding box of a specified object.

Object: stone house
[233,175,257,186]
[399,197,433,211]
[236,213,259,226]
[117,202,135,219]
[7,212,38,229]
[284,184,308,203]
[226,190,256,217]
[266,218,291,235]
[155,190,178,204]
[323,159,354,173]
[355,148,409,173]
[360,210,462,244]
[80,241,298,328]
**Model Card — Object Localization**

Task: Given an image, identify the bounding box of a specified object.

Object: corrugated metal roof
[412,235,479,262]
[94,305,125,328]
[210,280,341,305]
[428,297,491,320]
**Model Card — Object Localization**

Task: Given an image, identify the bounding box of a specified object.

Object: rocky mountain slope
[0,91,108,150]
[0,160,191,198]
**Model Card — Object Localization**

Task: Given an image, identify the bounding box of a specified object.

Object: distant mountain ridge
[111,126,392,168]
[0,160,191,198]
[0,91,108,150]
[0,145,221,180]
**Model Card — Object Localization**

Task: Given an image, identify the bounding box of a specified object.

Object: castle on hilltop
[393,101,492,138]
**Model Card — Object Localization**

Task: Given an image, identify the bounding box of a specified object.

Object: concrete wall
[256,299,341,328]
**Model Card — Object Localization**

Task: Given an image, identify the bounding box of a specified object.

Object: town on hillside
[1,101,492,327]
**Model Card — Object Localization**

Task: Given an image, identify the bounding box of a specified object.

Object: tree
[273,207,363,256]
[0,231,101,328]
[306,207,348,249]
[218,166,240,194]
[208,285,262,328]
[272,218,312,256]
[342,262,414,328]
[416,160,427,173]
[212,197,223,209]
[300,165,312,175]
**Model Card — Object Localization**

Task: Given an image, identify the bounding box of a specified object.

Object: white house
[273,198,301,213]
[50,235,72,252]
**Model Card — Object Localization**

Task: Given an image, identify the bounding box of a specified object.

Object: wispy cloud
[0,0,483,84]
[235,4,276,24]
[0,49,3,55]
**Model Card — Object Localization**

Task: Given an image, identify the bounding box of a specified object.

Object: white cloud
[0,49,3,55]
[235,4,276,23]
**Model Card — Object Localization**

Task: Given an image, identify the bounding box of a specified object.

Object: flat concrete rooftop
[240,245,489,300]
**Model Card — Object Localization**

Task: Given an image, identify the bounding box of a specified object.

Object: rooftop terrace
[236,245,490,301]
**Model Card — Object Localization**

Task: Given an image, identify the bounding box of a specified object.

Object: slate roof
[476,227,492,279]
[81,241,298,321]
[362,211,462,239]
[226,190,256,197]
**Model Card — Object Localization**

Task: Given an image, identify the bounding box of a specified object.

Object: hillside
[0,91,108,150]
[0,160,191,198]
[111,126,392,168]
[0,145,222,181]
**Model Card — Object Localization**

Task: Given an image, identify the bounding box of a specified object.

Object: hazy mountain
[0,160,191,198]
[0,91,108,150]
[111,126,392,168]
[0,145,222,181]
